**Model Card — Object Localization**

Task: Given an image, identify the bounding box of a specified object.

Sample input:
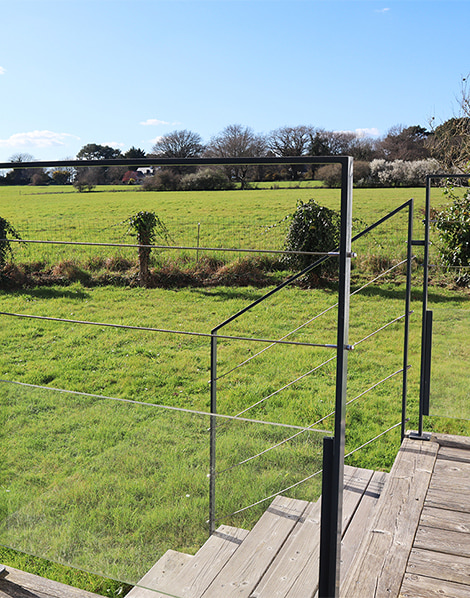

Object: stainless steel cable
[0,379,323,432]
[215,367,406,477]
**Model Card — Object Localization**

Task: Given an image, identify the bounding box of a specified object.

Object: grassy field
[0,184,449,267]
[0,184,469,595]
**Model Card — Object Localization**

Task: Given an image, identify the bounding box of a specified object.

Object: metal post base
[0,564,7,578]
[407,430,432,441]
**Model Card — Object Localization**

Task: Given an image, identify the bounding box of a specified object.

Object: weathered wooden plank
[437,445,470,465]
[0,566,102,598]
[340,438,438,598]
[406,547,470,586]
[425,486,470,513]
[340,470,388,583]
[400,572,470,598]
[414,525,470,558]
[432,433,470,450]
[420,505,470,533]
[126,549,193,597]
[131,526,249,598]
[200,495,308,598]
[430,461,470,492]
[249,498,321,598]
[250,467,374,598]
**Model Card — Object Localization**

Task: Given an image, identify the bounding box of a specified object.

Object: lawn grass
[1,184,469,595]
[0,184,446,267]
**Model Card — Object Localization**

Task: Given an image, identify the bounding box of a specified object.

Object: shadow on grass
[192,287,267,302]
[3,287,91,300]
[352,284,470,304]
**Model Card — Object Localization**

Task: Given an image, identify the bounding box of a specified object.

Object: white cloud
[355,127,380,138]
[150,136,164,144]
[0,67,6,75]
[0,130,80,149]
[103,141,126,149]
[334,128,380,138]
[140,118,182,127]
[140,118,171,126]
[375,7,390,13]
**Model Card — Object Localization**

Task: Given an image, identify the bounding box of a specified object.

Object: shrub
[434,188,470,285]
[179,168,234,191]
[283,199,341,276]
[0,217,22,268]
[125,211,171,287]
[141,169,181,191]
[369,158,441,187]
[316,161,371,188]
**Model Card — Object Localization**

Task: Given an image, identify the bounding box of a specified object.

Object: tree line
[1,117,469,189]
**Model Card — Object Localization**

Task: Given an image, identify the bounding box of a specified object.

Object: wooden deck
[0,433,468,597]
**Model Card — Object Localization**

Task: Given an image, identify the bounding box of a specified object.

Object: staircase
[126,465,388,598]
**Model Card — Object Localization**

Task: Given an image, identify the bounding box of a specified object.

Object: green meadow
[0,184,469,596]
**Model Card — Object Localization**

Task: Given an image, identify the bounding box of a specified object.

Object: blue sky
[0,0,469,162]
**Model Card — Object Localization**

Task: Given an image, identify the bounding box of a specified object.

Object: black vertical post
[209,330,217,534]
[401,199,413,440]
[318,157,353,598]
[418,178,431,436]
[422,310,433,416]
[318,437,334,596]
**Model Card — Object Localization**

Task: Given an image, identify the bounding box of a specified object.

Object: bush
[369,158,441,187]
[141,169,181,191]
[317,161,371,188]
[179,168,234,191]
[434,188,470,285]
[283,199,341,276]
[0,217,22,268]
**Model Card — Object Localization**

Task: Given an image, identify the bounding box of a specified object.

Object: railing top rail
[0,155,352,170]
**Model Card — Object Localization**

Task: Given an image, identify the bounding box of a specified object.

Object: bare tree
[427,75,470,172]
[152,130,204,159]
[377,124,430,161]
[7,153,37,184]
[205,124,266,188]
[151,130,204,175]
[267,125,314,179]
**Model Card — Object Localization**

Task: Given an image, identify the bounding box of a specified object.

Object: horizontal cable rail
[351,312,412,348]
[215,257,411,382]
[0,312,337,349]
[0,379,332,433]
[212,468,324,524]
[2,237,340,257]
[216,366,407,477]
[344,420,407,460]
[232,356,338,420]
[216,418,408,525]
[225,311,409,421]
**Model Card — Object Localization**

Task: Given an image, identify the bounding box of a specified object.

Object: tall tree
[76,144,122,184]
[6,153,38,185]
[76,144,122,160]
[205,124,266,188]
[428,117,470,171]
[267,125,314,179]
[151,130,204,175]
[152,130,204,159]
[378,124,430,161]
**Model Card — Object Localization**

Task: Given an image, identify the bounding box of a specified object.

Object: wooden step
[340,438,439,598]
[200,495,309,598]
[126,549,193,597]
[251,466,386,598]
[129,525,249,598]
